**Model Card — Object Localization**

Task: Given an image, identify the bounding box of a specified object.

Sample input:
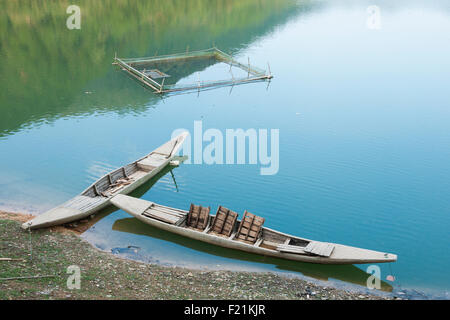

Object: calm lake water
[1,0,449,298]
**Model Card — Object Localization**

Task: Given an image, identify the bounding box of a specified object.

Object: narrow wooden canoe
[22,132,188,230]
[110,194,398,265]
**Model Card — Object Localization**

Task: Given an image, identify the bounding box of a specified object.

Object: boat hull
[110,195,397,265]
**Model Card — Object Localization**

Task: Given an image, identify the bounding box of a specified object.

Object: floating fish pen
[113,47,273,94]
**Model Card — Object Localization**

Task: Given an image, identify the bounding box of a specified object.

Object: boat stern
[21,207,84,230]
[329,244,397,264]
[382,252,397,263]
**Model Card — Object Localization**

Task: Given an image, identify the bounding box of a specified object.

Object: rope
[388,262,403,291]
[28,228,33,262]
[0,275,57,281]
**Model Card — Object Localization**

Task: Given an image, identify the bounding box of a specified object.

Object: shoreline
[0,211,399,300]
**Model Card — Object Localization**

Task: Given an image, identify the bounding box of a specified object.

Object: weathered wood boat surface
[22,133,188,230]
[110,195,398,265]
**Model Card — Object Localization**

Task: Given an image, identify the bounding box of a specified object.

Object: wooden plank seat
[235,211,265,244]
[276,244,307,254]
[62,195,105,211]
[303,241,335,257]
[209,206,238,237]
[143,204,185,225]
[187,204,210,231]
[137,153,167,171]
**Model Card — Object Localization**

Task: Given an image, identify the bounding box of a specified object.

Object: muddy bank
[0,214,399,300]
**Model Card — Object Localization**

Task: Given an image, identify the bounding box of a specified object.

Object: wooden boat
[110,194,398,265]
[22,132,188,230]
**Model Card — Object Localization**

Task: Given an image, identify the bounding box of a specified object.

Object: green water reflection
[0,0,309,137]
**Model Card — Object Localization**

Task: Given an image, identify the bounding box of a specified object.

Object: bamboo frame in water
[113,47,273,94]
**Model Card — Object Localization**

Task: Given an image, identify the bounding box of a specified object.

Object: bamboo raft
[113,47,273,94]
[21,133,188,230]
[110,195,398,265]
